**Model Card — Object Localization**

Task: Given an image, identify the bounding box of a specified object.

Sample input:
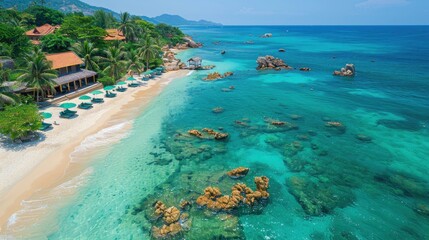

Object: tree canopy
[24,5,64,26]
[0,103,42,140]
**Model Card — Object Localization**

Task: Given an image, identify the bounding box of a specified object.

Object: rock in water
[279,48,286,52]
[227,167,250,179]
[333,64,355,77]
[256,55,292,70]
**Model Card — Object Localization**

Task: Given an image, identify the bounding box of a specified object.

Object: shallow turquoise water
[12,26,429,239]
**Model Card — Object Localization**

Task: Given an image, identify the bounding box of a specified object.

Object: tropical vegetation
[0,3,186,140]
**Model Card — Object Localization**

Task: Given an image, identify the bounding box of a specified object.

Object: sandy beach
[0,69,190,232]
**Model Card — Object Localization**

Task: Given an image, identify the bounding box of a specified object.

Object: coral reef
[151,201,189,239]
[286,176,355,216]
[196,176,270,211]
[187,128,229,140]
[227,167,250,179]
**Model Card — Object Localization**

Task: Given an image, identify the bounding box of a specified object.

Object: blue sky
[82,0,429,25]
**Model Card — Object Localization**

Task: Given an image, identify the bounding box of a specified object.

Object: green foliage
[97,76,115,87]
[24,5,64,25]
[0,103,42,140]
[40,32,73,53]
[0,23,31,58]
[155,23,185,45]
[72,40,100,71]
[100,45,127,80]
[139,34,160,70]
[17,47,58,102]
[118,12,139,42]
[93,10,116,29]
[59,13,106,46]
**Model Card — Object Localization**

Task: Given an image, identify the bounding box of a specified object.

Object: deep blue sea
[8,26,429,239]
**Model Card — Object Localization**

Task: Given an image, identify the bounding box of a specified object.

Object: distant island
[0,0,222,26]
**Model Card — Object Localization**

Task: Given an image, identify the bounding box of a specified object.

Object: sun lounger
[116,87,127,92]
[39,122,52,131]
[128,83,139,88]
[60,111,75,119]
[78,102,93,109]
[105,92,117,98]
[91,98,104,103]
[64,109,77,114]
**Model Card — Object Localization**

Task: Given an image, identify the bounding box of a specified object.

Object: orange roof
[104,29,126,41]
[45,51,83,69]
[25,24,59,37]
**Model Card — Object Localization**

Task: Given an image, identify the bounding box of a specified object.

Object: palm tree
[118,12,138,42]
[139,34,160,71]
[0,56,16,106]
[72,41,100,71]
[126,49,144,75]
[100,46,127,80]
[17,48,58,102]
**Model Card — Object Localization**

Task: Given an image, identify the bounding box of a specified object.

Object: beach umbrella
[104,85,115,91]
[117,81,127,85]
[91,90,103,95]
[59,102,77,109]
[40,112,52,119]
[127,76,136,81]
[79,95,91,101]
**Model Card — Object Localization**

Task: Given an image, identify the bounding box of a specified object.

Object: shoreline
[0,69,190,232]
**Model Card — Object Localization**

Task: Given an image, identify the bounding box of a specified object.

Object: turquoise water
[12,26,429,239]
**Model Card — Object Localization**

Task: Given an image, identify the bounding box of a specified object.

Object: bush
[98,76,115,87]
[0,104,42,141]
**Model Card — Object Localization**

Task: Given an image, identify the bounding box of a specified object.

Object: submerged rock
[227,167,250,179]
[333,64,355,77]
[300,67,311,71]
[355,134,372,142]
[256,55,292,70]
[286,176,355,216]
[279,48,286,52]
[151,201,189,239]
[196,176,270,211]
[212,107,224,114]
[204,72,234,81]
[414,203,429,216]
[325,121,346,134]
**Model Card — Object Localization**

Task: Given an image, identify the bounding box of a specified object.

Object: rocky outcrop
[196,176,270,211]
[300,67,311,71]
[227,167,250,179]
[261,33,273,38]
[256,55,292,70]
[151,201,190,239]
[163,51,186,71]
[333,64,355,77]
[174,36,202,49]
[203,72,234,81]
[203,128,229,140]
[187,128,229,140]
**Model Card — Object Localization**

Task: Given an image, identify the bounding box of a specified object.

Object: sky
[81,0,429,25]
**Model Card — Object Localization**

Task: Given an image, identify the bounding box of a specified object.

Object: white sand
[0,70,189,229]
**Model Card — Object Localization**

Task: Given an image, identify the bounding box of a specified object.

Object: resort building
[104,29,126,41]
[45,51,98,97]
[25,23,60,45]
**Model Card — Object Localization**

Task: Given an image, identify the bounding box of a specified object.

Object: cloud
[356,0,410,8]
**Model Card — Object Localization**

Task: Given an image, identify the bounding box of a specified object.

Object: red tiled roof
[104,29,126,41]
[45,51,83,70]
[25,24,59,37]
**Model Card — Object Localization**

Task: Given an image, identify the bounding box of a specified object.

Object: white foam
[70,121,132,162]
[5,168,93,235]
[187,70,195,76]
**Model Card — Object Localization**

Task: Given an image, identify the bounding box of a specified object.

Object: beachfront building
[104,29,126,41]
[44,51,98,97]
[187,57,202,69]
[25,23,59,45]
